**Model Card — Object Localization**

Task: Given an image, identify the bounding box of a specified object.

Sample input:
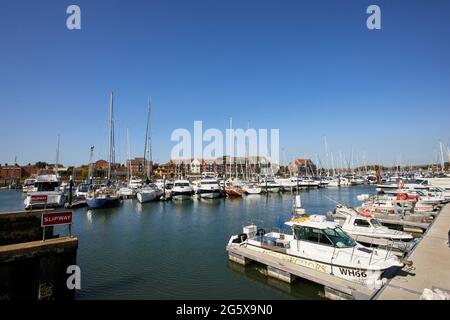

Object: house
[288,159,317,175]
[0,165,22,179]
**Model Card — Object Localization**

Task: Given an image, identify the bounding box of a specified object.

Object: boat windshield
[202,181,218,185]
[322,227,357,248]
[370,219,382,227]
[35,181,59,192]
[175,182,190,187]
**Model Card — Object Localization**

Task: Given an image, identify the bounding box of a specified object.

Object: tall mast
[228,117,232,180]
[88,146,94,184]
[55,134,60,177]
[143,97,153,181]
[108,91,115,181]
[126,128,131,182]
[324,136,330,176]
[330,152,336,177]
[440,141,445,173]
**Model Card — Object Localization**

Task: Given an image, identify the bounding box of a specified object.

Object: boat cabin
[286,216,357,248]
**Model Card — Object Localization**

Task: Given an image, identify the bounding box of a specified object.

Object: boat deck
[227,245,377,300]
[375,203,450,299]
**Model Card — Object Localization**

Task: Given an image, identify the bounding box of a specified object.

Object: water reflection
[0,185,375,299]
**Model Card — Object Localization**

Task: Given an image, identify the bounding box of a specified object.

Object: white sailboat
[137,97,162,203]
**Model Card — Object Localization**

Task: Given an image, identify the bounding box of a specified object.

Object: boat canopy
[285,215,337,229]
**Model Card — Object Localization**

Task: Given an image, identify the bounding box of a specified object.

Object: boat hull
[228,242,396,287]
[198,189,222,199]
[86,197,122,208]
[171,191,193,200]
[137,191,162,203]
[24,192,65,210]
[244,187,262,194]
[225,188,243,197]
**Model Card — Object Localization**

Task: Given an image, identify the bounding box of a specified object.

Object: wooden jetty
[227,245,377,300]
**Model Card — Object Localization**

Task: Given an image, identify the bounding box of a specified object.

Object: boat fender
[360,209,372,218]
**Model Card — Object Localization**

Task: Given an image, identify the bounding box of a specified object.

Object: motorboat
[333,205,415,254]
[243,183,262,195]
[118,185,136,197]
[258,177,281,193]
[22,178,37,193]
[75,183,90,198]
[327,178,340,187]
[128,177,143,190]
[427,187,450,201]
[171,180,194,200]
[275,177,298,191]
[227,215,405,287]
[24,175,66,209]
[376,179,430,193]
[197,176,223,199]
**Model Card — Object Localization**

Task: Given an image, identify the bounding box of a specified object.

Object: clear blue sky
[1,0,449,167]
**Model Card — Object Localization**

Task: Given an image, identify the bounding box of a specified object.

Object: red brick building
[0,165,22,179]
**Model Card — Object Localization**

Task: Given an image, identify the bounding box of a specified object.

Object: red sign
[31,195,48,203]
[41,211,73,227]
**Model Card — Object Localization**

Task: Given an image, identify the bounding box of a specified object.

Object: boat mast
[88,146,94,184]
[440,141,445,173]
[108,91,115,182]
[126,128,131,182]
[324,136,330,177]
[143,97,152,182]
[54,134,60,178]
[228,117,232,181]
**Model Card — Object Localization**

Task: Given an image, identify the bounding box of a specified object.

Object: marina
[1,0,450,305]
[1,178,449,300]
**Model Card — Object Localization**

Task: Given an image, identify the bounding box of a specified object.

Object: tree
[35,161,48,169]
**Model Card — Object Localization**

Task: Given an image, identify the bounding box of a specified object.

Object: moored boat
[24,174,65,209]
[227,215,405,287]
[171,180,194,200]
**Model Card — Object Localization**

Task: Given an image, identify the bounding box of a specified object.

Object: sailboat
[119,129,140,197]
[86,92,122,208]
[137,97,162,203]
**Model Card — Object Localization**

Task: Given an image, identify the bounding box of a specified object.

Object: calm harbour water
[0,185,375,300]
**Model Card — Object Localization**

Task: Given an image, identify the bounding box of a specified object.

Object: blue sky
[0,0,449,167]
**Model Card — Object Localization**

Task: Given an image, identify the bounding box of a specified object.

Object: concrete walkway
[375,204,450,299]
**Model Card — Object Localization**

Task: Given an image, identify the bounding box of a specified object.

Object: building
[127,157,144,176]
[165,156,277,178]
[0,165,22,179]
[288,159,317,176]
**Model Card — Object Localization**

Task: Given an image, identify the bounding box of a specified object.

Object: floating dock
[228,203,450,300]
[227,245,377,300]
[374,203,450,300]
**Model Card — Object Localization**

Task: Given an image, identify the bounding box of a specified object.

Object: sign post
[41,211,73,241]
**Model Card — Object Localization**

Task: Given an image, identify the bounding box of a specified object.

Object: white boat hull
[228,242,390,287]
[244,187,262,194]
[137,190,161,203]
[24,192,65,209]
